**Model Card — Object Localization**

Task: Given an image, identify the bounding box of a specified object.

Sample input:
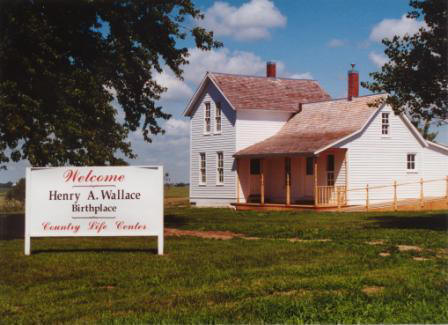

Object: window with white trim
[215,102,222,133]
[407,153,416,170]
[204,102,211,134]
[217,152,224,185]
[382,112,390,135]
[199,153,206,184]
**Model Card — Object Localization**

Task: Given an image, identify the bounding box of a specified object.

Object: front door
[304,157,314,198]
[249,159,261,198]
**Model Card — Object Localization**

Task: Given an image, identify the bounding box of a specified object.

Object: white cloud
[153,71,193,102]
[370,14,426,42]
[288,72,313,80]
[200,0,286,41]
[327,39,347,48]
[357,40,371,49]
[369,51,388,68]
[163,118,189,137]
[184,47,285,83]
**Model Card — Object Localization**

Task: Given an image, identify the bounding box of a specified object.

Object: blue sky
[1,0,446,183]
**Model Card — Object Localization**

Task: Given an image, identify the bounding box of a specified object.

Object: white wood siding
[189,82,236,204]
[339,104,448,204]
[236,110,291,151]
[422,144,448,197]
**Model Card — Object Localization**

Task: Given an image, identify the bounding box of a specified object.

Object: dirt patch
[379,252,391,257]
[366,240,385,245]
[165,228,243,240]
[273,289,307,297]
[362,286,384,295]
[413,257,430,261]
[397,245,423,252]
[435,248,448,255]
[288,238,331,243]
[164,228,331,242]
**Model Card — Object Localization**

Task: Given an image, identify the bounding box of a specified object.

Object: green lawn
[164,185,189,198]
[1,208,447,323]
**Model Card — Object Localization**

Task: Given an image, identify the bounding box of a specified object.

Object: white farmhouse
[184,62,448,209]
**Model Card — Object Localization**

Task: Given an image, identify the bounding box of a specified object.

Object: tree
[362,0,447,135]
[411,119,438,141]
[6,178,25,203]
[0,0,221,169]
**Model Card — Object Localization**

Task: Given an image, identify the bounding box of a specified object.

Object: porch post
[285,157,291,205]
[236,158,240,204]
[314,156,318,207]
[344,152,348,205]
[260,159,265,205]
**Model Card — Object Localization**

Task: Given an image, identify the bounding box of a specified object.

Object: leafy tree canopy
[362,0,447,130]
[0,0,221,168]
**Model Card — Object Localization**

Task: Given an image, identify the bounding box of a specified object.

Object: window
[217,152,224,184]
[382,112,389,135]
[407,153,416,170]
[204,102,211,134]
[327,154,335,186]
[306,157,314,176]
[285,158,291,185]
[199,153,206,184]
[250,159,261,175]
[215,102,222,133]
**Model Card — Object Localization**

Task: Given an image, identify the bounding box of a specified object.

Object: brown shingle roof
[234,94,386,157]
[209,73,331,112]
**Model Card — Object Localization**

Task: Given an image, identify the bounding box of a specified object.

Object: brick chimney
[266,61,276,78]
[347,64,359,101]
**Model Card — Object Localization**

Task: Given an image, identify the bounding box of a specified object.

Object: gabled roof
[234,94,386,157]
[183,72,331,116]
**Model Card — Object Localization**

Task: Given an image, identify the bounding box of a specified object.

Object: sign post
[25,166,163,255]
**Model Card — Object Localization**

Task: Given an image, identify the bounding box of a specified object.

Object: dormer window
[215,102,222,133]
[204,102,211,134]
[382,112,389,135]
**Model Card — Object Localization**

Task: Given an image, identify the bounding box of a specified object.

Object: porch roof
[234,94,386,157]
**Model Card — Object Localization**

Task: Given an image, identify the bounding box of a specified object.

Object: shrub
[6,178,25,203]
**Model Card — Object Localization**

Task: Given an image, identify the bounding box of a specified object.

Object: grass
[1,204,447,323]
[164,185,189,198]
[0,191,23,213]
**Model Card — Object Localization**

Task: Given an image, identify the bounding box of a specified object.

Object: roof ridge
[302,93,386,106]
[208,71,318,82]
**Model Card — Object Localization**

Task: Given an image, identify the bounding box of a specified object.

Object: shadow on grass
[32,247,159,255]
[0,213,24,240]
[164,214,189,228]
[368,213,448,231]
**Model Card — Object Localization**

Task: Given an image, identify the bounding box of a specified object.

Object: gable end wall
[189,82,237,206]
[338,104,448,205]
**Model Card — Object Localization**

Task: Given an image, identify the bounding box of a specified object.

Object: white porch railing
[316,185,347,207]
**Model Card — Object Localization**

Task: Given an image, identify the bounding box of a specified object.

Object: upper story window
[407,153,416,170]
[217,152,224,185]
[306,157,314,176]
[382,112,390,135]
[204,102,211,134]
[199,153,206,185]
[215,102,222,133]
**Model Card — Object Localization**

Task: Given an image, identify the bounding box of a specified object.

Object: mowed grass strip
[0,208,447,323]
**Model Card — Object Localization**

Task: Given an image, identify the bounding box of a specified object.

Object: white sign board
[25,166,163,255]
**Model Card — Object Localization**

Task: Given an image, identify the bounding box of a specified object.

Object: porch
[233,148,348,210]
